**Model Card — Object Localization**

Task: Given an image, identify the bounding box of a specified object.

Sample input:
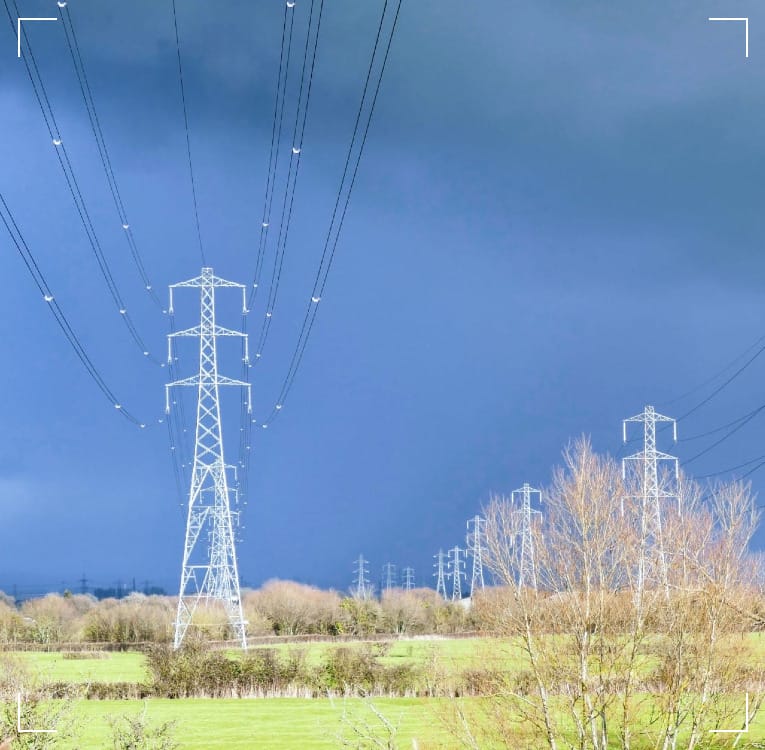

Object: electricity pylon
[166,268,251,650]
[382,562,397,592]
[402,566,415,591]
[448,546,465,601]
[466,515,485,596]
[511,483,542,590]
[433,549,447,600]
[623,405,678,602]
[353,554,371,599]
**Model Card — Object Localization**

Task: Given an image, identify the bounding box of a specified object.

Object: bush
[108,708,177,750]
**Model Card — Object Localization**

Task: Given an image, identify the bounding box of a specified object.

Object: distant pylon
[433,549,447,600]
[402,566,415,591]
[382,562,397,592]
[448,546,465,601]
[622,405,678,602]
[353,554,371,599]
[511,483,542,590]
[167,267,251,650]
[466,515,485,596]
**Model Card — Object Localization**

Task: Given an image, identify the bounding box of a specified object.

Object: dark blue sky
[1,0,765,596]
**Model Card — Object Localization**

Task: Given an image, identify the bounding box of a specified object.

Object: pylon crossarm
[170,324,247,338]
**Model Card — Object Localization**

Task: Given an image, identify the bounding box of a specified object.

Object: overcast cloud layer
[0,0,763,595]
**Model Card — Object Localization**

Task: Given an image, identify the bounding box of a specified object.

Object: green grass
[12,636,765,748]
[15,631,765,686]
[13,637,501,685]
[47,693,765,749]
[64,697,456,749]
[13,652,149,684]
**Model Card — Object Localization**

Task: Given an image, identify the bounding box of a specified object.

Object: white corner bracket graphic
[16,17,58,58]
[16,692,57,734]
[708,17,749,58]
[708,692,749,735]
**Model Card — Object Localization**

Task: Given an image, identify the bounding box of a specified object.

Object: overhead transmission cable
[674,344,765,423]
[680,402,765,467]
[661,330,765,408]
[60,4,184,508]
[4,0,159,364]
[257,0,404,429]
[252,0,322,357]
[58,4,161,307]
[247,0,295,312]
[235,0,297,494]
[238,0,323,495]
[678,403,765,443]
[171,0,206,266]
[0,192,144,426]
[696,453,765,479]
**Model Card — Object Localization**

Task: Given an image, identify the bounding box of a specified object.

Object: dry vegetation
[0,582,474,648]
[451,437,765,750]
[2,438,765,749]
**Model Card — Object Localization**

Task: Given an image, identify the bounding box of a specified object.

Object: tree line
[0,582,475,646]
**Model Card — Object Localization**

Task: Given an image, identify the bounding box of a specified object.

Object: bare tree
[456,437,763,750]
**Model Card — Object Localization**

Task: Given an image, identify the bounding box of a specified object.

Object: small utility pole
[433,549,447,600]
[448,545,465,601]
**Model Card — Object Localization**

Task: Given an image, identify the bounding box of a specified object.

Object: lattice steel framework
[166,267,251,649]
[512,483,542,590]
[382,562,397,592]
[622,405,678,601]
[466,515,486,596]
[433,549,447,600]
[353,554,371,599]
[448,545,465,601]
[402,566,415,591]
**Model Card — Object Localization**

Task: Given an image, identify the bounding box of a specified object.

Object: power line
[171,0,206,266]
[58,4,160,307]
[237,0,309,500]
[257,0,404,428]
[4,0,159,365]
[680,402,765,467]
[661,331,765,408]
[247,1,297,312]
[696,452,765,479]
[0,191,143,426]
[675,344,765,422]
[252,0,323,360]
[679,402,765,443]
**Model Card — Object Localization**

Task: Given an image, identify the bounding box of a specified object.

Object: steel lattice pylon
[433,549,447,600]
[466,515,485,596]
[511,483,542,590]
[402,566,415,591]
[166,267,251,649]
[382,562,397,592]
[353,554,371,599]
[622,405,678,602]
[448,545,465,601]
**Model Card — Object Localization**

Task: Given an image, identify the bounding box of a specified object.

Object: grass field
[13,637,499,685]
[44,693,765,749]
[14,651,149,684]
[62,697,455,749]
[10,636,765,748]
